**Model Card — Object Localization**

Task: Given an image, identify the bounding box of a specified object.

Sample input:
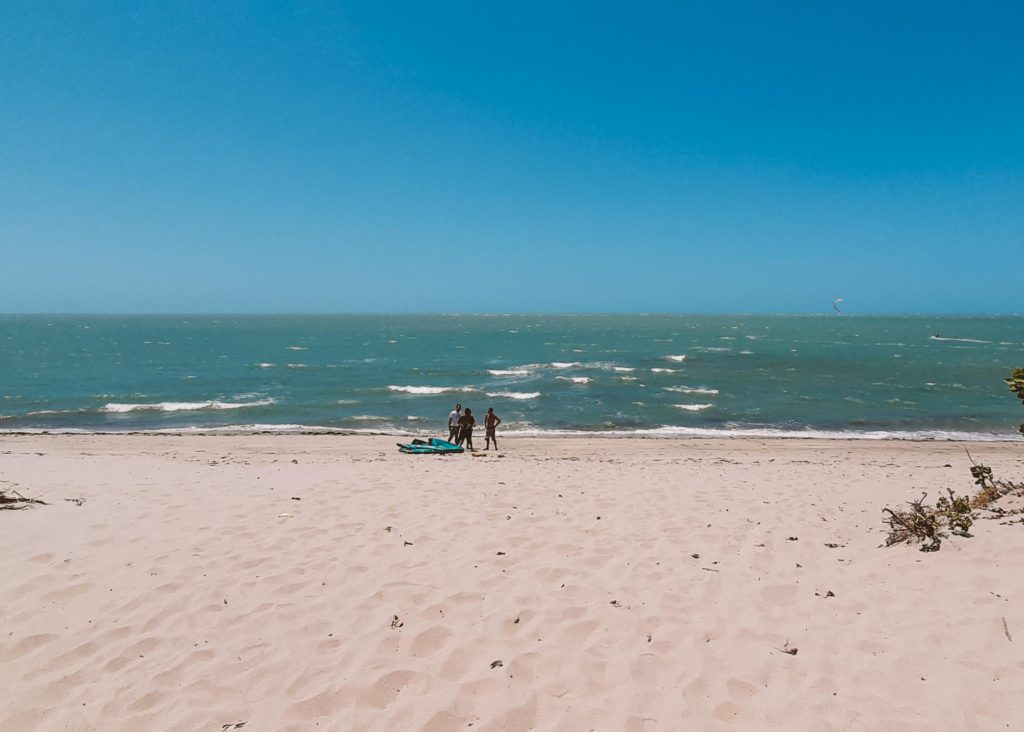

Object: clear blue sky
[2,1,1021,313]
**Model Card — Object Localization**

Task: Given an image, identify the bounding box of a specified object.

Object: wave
[557,376,591,384]
[257,362,275,368]
[650,368,678,373]
[499,426,1016,441]
[488,369,531,376]
[692,347,731,353]
[486,391,541,400]
[929,336,991,344]
[27,408,88,416]
[664,386,719,395]
[286,345,308,351]
[664,355,688,362]
[103,399,275,413]
[1,422,1016,442]
[387,385,476,395]
[550,362,580,369]
[930,336,991,344]
[673,403,714,411]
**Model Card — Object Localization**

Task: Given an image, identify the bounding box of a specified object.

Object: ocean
[1,314,1022,439]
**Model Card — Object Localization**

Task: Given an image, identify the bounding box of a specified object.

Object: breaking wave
[486,391,541,400]
[103,399,275,413]
[387,385,476,395]
[664,386,719,395]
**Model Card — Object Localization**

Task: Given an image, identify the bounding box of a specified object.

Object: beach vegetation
[882,492,960,552]
[882,368,1024,551]
[1007,368,1024,435]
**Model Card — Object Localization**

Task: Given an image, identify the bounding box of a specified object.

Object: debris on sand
[0,490,49,511]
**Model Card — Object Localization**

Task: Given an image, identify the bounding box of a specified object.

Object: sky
[1,1,1022,314]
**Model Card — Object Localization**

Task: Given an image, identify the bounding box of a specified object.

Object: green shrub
[882,368,1022,551]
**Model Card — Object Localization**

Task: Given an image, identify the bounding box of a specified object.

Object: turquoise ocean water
[1,315,1022,439]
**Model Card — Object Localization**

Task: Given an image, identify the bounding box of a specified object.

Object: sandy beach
[2,434,1023,731]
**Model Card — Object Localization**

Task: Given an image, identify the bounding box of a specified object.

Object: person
[448,403,462,443]
[457,407,476,450]
[484,407,502,450]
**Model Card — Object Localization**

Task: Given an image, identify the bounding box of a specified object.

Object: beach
[2,434,1023,731]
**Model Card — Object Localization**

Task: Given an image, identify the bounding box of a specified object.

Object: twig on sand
[0,490,49,510]
[1003,617,1013,642]
[777,641,798,656]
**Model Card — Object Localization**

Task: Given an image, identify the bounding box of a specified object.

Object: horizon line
[1,311,1023,318]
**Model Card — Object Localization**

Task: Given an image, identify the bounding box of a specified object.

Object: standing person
[448,403,462,443]
[484,407,502,450]
[458,407,476,451]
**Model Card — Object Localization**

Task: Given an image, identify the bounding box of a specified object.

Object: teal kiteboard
[397,437,464,454]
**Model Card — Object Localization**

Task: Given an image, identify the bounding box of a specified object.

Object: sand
[1,434,1023,731]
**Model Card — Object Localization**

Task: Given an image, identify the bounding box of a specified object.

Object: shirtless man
[484,407,502,450]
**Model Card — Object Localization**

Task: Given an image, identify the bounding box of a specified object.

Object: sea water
[1,314,1022,439]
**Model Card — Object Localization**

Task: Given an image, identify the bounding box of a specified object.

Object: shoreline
[1,427,1020,443]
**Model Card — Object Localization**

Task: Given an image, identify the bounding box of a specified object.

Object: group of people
[447,403,502,451]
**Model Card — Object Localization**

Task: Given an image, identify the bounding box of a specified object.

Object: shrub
[882,368,1023,551]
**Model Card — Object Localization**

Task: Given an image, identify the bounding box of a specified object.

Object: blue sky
[1,2,1021,313]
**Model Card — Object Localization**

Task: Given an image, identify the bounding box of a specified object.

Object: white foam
[486,391,541,400]
[2,423,1016,442]
[665,386,719,395]
[664,355,688,362]
[930,336,991,344]
[498,426,1017,441]
[257,362,275,368]
[287,363,307,369]
[613,367,636,372]
[557,376,591,384]
[650,368,678,373]
[387,385,476,395]
[693,347,731,352]
[488,369,530,376]
[103,399,275,413]
[286,345,308,351]
[673,403,714,411]
[550,362,580,369]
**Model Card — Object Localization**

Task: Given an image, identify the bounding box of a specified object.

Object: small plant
[1006,368,1024,435]
[883,493,947,552]
[881,367,1023,551]
[935,488,973,536]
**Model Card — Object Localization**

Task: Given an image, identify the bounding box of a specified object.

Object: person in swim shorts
[457,407,476,450]
[484,407,501,450]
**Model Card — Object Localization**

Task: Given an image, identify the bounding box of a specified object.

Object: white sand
[1,434,1023,731]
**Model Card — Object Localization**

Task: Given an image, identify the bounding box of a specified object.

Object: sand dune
[1,435,1023,731]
